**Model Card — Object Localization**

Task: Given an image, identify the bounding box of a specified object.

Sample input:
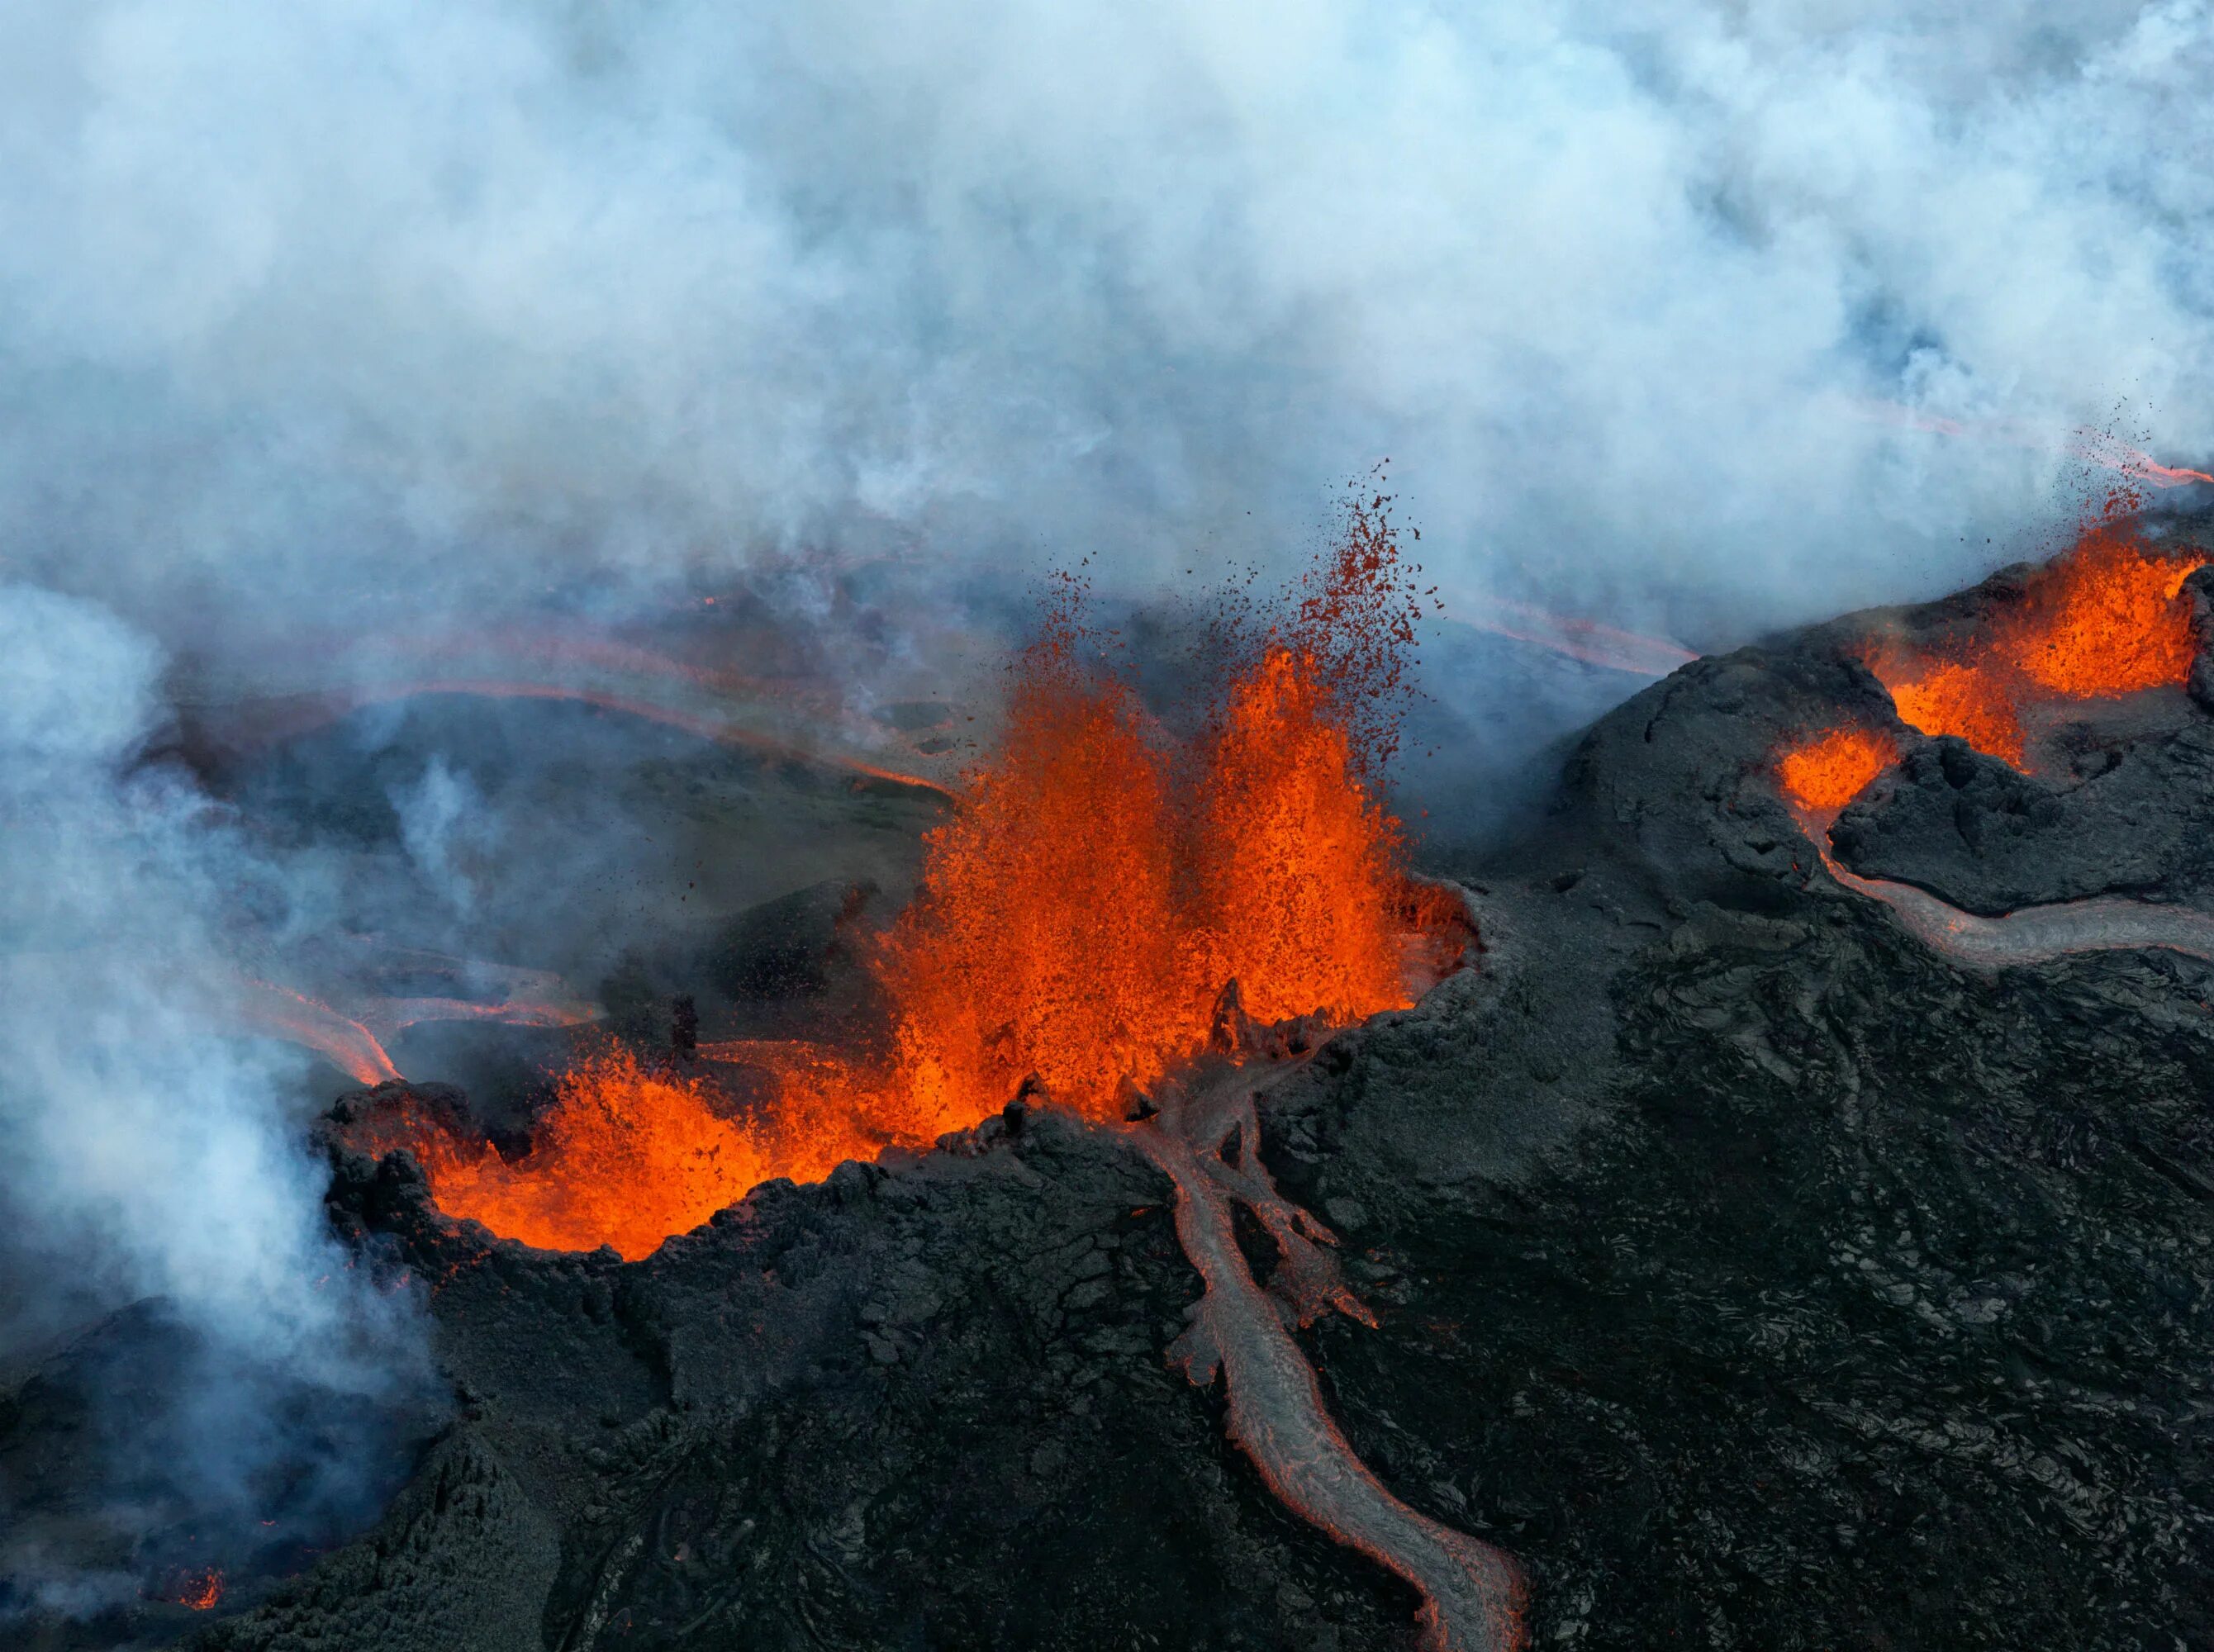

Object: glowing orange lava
[874,636,1195,1126]
[369,1047,764,1259]
[1776,506,2211,830]
[1776,727,1898,814]
[1196,646,1409,1025]
[155,1569,223,1611]
[1862,511,2207,770]
[364,503,1447,1257]
[1869,655,2026,767]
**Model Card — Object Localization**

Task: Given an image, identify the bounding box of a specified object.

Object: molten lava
[1776,727,1898,816]
[874,612,1194,1126]
[153,1568,224,1611]
[1196,646,1409,1025]
[378,1047,763,1259]
[1862,512,2207,771]
[1776,509,2212,852]
[366,503,1449,1258]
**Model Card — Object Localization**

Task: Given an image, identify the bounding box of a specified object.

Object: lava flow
[1859,506,2207,768]
[1776,726,1898,816]
[366,503,1456,1259]
[1128,992,1526,1652]
[1772,506,2214,976]
[340,503,1514,1647]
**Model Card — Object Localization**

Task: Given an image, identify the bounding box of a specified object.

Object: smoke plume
[0,585,430,1612]
[2,2,2213,644]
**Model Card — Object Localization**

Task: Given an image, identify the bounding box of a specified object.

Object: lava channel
[1791,805,2214,970]
[1127,984,1527,1652]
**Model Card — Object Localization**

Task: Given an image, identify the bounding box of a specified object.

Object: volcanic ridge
[6,500,2214,1650]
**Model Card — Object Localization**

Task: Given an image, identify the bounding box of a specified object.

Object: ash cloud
[2,2,2213,648]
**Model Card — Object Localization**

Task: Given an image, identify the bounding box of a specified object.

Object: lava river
[1128,985,1527,1652]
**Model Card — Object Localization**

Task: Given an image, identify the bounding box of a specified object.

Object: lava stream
[231,979,400,1087]
[1796,811,2214,969]
[1129,1003,1525,1652]
[1434,588,1698,678]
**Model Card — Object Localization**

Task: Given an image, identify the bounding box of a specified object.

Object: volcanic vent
[23,496,2214,1652]
[316,500,1522,1651]
[337,507,1466,1261]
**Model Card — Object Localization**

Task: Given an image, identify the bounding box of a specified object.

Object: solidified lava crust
[12,512,2214,1650]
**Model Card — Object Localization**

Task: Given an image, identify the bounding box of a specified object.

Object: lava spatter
[368,501,1438,1257]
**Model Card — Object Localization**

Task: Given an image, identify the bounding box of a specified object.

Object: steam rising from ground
[0,586,430,1612]
[5,3,2214,643]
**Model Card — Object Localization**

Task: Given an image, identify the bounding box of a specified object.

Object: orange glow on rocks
[1863,511,2207,769]
[1776,727,1898,814]
[360,501,1449,1257]
[154,1569,224,1611]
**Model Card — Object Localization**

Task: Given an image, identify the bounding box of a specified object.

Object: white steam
[0,584,426,1604]
[2,2,2212,645]
[392,755,499,918]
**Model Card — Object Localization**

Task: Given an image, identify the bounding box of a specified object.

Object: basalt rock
[169,1110,1410,1652]
[12,529,2214,1650]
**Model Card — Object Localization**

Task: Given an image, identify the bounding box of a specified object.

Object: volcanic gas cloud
[359,503,1459,1260]
[1779,498,2209,822]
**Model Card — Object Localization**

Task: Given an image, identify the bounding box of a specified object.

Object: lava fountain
[341,499,1522,1650]
[1859,500,2207,768]
[366,507,1453,1256]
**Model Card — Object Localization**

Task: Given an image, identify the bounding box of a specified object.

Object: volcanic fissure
[330,502,1524,1652]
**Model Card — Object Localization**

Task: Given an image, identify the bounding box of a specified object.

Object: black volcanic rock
[191,1113,1410,1652]
[1247,549,2214,1649]
[1836,724,2214,911]
[13,529,2214,1650]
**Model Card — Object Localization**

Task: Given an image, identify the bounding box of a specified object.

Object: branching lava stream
[1129,985,1526,1652]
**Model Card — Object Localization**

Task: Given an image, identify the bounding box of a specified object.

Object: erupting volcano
[1855,501,2207,771]
[321,503,1523,1651]
[352,505,1456,1262]
[22,491,2214,1652]
[1778,500,2212,822]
